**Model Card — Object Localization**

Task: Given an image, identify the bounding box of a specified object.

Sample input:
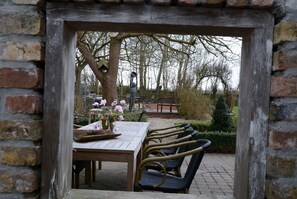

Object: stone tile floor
[77,118,235,197]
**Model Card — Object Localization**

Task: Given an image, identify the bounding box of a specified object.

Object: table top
[73,121,149,153]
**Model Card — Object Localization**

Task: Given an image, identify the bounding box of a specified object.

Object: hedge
[175,121,236,153]
[194,131,236,154]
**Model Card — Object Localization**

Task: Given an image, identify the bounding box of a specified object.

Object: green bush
[75,116,90,126]
[210,96,233,132]
[187,120,211,132]
[177,121,236,153]
[176,87,211,120]
[195,131,236,153]
[124,113,148,122]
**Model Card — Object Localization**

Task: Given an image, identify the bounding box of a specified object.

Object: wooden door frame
[42,3,274,199]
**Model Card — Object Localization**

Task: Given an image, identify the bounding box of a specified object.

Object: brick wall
[0,0,296,198]
[267,0,297,198]
[0,0,44,198]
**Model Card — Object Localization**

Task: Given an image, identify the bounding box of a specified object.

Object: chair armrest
[144,130,186,144]
[148,128,184,137]
[144,139,197,158]
[148,123,190,135]
[143,132,197,157]
[141,141,203,167]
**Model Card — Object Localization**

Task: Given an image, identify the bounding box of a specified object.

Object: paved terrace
[77,153,235,196]
[74,118,235,198]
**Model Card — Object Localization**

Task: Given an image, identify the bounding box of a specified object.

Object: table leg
[137,147,142,165]
[85,163,92,187]
[127,155,136,191]
[92,161,96,181]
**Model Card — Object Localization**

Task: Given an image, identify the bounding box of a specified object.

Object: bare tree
[77,32,140,103]
[76,31,239,104]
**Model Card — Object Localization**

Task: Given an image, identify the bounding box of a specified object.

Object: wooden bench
[157,98,179,113]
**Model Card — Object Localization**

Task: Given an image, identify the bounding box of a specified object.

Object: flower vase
[109,122,114,131]
[101,118,108,130]
[108,116,115,131]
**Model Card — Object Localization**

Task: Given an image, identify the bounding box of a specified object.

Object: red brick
[0,67,43,89]
[270,76,297,97]
[5,95,43,114]
[273,50,297,71]
[269,130,297,150]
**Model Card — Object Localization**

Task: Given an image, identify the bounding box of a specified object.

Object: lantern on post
[129,72,137,112]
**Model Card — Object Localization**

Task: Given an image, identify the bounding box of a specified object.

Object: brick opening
[42,4,274,199]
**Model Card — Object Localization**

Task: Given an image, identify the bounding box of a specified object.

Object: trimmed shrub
[176,121,236,153]
[195,131,236,154]
[187,120,211,132]
[210,96,233,132]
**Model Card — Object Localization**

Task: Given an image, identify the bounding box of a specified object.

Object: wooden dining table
[72,121,149,191]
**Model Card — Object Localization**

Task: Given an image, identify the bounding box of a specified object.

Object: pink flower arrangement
[99,99,126,122]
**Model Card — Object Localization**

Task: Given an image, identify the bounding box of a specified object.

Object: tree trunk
[156,40,169,98]
[181,55,190,87]
[177,54,184,88]
[102,38,122,104]
[77,36,123,105]
[139,40,145,94]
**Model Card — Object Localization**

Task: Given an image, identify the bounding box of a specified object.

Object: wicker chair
[143,124,192,156]
[134,139,211,193]
[143,129,197,177]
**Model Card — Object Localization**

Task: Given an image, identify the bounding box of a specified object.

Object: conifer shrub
[210,96,233,132]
